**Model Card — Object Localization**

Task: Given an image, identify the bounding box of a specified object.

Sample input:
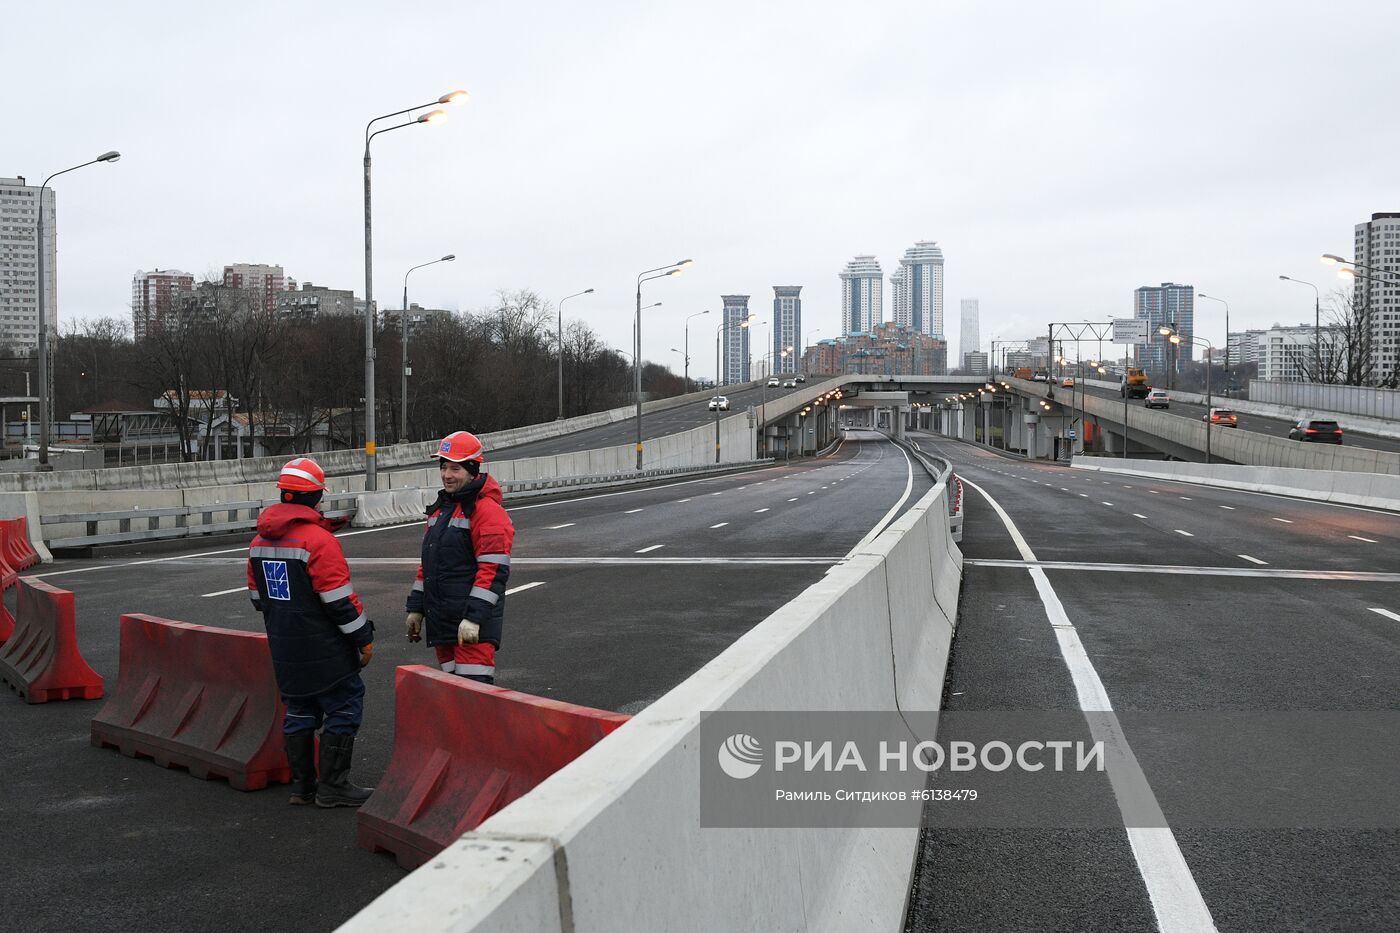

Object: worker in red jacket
[249,457,375,808]
[405,431,514,683]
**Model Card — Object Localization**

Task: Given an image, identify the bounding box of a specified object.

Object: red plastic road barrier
[358,665,630,869]
[91,614,292,791]
[0,517,39,571]
[0,550,17,645]
[0,578,103,703]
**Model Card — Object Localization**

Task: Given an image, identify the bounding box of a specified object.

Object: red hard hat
[437,431,485,463]
[277,457,326,492]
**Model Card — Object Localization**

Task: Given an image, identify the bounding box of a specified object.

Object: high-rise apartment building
[0,176,55,351]
[893,241,945,337]
[1352,212,1400,382]
[276,281,359,319]
[222,263,290,314]
[889,268,907,330]
[839,256,883,335]
[131,269,195,340]
[1134,282,1194,374]
[721,295,751,384]
[772,286,802,374]
[960,298,980,360]
[962,351,989,376]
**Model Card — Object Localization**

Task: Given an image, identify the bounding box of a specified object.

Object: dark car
[1287,418,1343,444]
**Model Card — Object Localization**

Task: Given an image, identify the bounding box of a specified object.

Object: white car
[1145,389,1169,409]
[707,395,730,411]
[766,377,780,387]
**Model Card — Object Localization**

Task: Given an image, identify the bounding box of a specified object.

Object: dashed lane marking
[506,581,546,595]
[710,522,729,529]
[635,544,665,553]
[1368,608,1400,623]
[1272,518,1294,524]
[201,586,246,598]
[1175,529,1194,537]
[1349,535,1378,543]
[547,523,575,530]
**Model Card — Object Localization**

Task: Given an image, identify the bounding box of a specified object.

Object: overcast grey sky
[9,0,1399,374]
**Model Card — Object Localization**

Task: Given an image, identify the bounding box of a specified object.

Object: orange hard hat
[437,431,485,463]
[277,457,326,492]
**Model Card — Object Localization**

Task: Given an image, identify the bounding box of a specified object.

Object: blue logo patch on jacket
[263,560,291,600]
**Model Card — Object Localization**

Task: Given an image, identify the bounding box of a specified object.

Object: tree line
[4,285,689,461]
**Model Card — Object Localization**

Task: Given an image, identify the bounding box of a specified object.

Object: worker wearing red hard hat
[248,456,376,808]
[405,431,515,683]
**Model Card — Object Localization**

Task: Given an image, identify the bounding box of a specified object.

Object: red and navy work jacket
[247,503,373,697]
[406,473,514,648]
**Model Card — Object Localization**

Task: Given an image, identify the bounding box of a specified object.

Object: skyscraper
[889,268,908,329]
[959,299,980,361]
[894,241,945,337]
[839,256,882,335]
[0,176,55,351]
[1353,212,1400,382]
[772,286,801,374]
[1134,283,1194,374]
[721,294,751,384]
[131,269,195,340]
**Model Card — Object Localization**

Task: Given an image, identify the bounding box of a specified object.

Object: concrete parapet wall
[340,480,964,933]
[1071,458,1400,512]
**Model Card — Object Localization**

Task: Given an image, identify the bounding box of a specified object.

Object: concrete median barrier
[0,578,103,703]
[90,614,292,790]
[357,666,630,870]
[341,482,964,933]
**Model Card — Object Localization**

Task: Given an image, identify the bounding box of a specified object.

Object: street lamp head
[1321,254,1343,266]
[1158,325,1174,336]
[1169,335,1181,345]
[439,90,470,105]
[418,109,448,125]
[676,259,694,269]
[442,254,456,262]
[584,288,595,294]
[1338,268,1356,281]
[97,150,121,163]
[665,268,681,277]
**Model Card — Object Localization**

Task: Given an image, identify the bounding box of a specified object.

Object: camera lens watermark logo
[718,733,764,779]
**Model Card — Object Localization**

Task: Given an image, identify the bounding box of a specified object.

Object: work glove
[360,642,375,668]
[457,619,480,646]
[405,612,424,642]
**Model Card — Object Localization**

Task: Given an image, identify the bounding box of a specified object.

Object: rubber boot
[284,732,318,806]
[315,733,373,808]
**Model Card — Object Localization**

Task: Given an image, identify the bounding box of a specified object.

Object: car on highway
[1204,407,1239,427]
[782,379,797,388]
[707,395,730,411]
[1145,389,1169,409]
[1061,376,1075,388]
[766,377,780,387]
[794,374,806,383]
[1288,417,1343,444]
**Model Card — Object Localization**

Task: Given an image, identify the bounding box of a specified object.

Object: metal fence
[1249,380,1400,420]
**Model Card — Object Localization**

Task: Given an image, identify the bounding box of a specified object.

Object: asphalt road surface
[0,430,931,933]
[904,434,1400,932]
[1076,383,1400,455]
[493,380,814,459]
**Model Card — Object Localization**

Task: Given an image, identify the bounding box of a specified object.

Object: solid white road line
[959,476,1217,933]
[710,522,729,529]
[1349,535,1378,543]
[635,544,665,553]
[847,439,915,555]
[1102,502,1114,506]
[1238,555,1267,565]
[1218,506,1235,511]
[201,586,247,598]
[1272,518,1293,524]
[547,523,575,530]
[1368,608,1400,623]
[1174,530,1194,537]
[1133,513,1147,519]
[754,508,770,513]
[505,581,546,595]
[964,558,1400,582]
[625,508,645,514]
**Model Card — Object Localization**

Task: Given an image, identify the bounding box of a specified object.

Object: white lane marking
[1178,497,1192,501]
[1218,506,1235,511]
[754,508,770,514]
[965,558,1400,582]
[1369,608,1400,623]
[1102,502,1114,507]
[625,508,645,514]
[1238,555,1267,565]
[31,564,118,579]
[960,475,1218,933]
[1271,518,1293,524]
[201,586,248,598]
[788,498,798,502]
[506,581,545,595]
[1174,529,1194,537]
[1149,490,1159,494]
[635,544,665,553]
[712,492,724,496]
[1061,487,1070,492]
[847,439,916,555]
[677,499,691,503]
[547,523,576,530]
[1122,485,1134,489]
[1349,535,1378,543]
[710,522,729,529]
[1079,493,1089,498]
[807,491,816,495]
[1132,513,1147,519]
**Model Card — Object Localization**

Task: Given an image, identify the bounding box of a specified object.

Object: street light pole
[36,150,121,468]
[362,89,463,490]
[1198,293,1228,390]
[555,287,594,420]
[682,309,710,391]
[715,315,753,463]
[1277,276,1320,381]
[635,259,692,469]
[401,254,455,443]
